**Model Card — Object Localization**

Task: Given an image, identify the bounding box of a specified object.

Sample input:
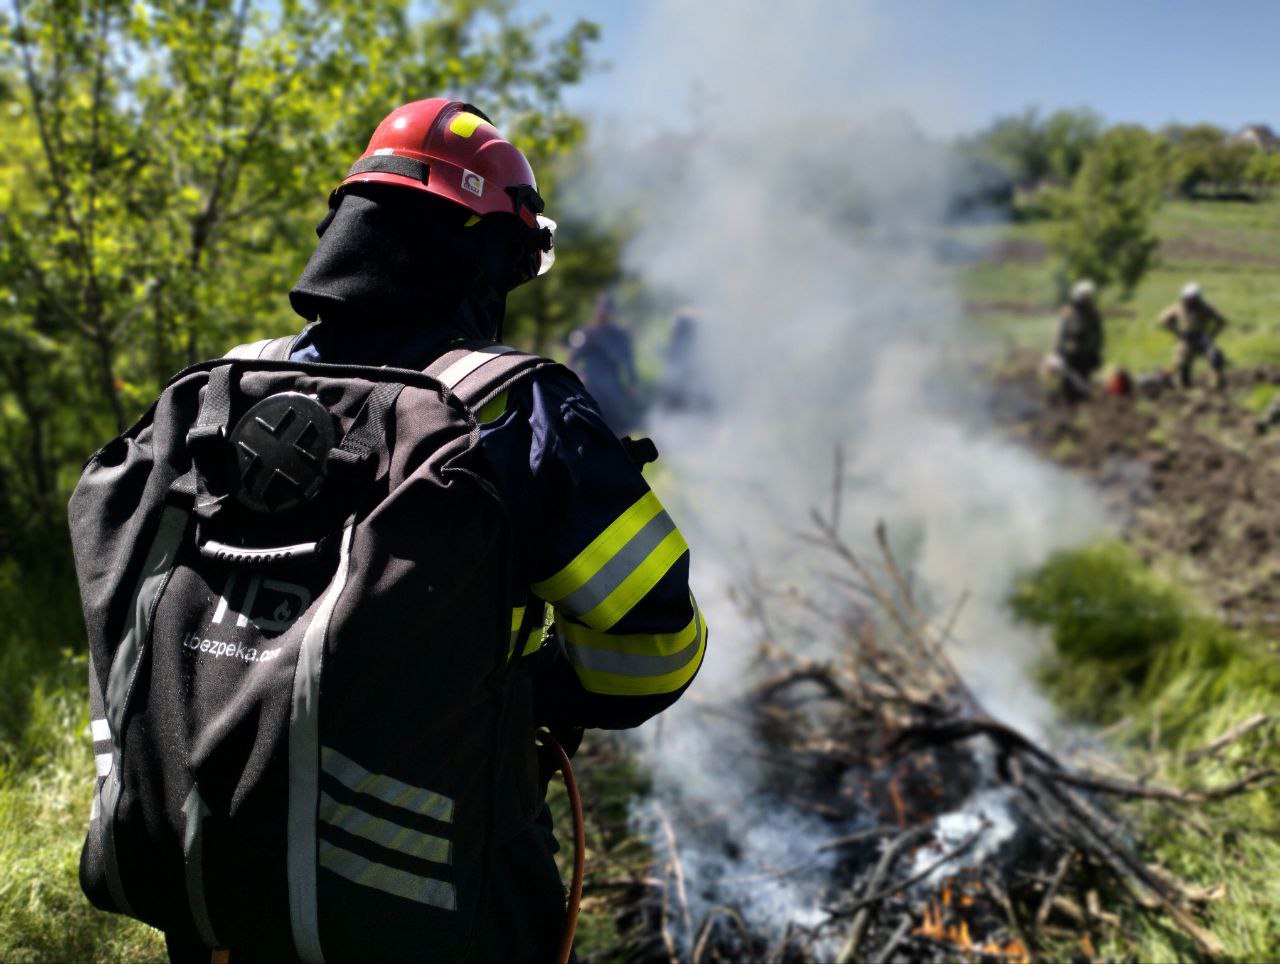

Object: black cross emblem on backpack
[230,392,337,514]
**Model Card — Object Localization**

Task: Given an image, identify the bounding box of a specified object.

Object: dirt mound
[991,352,1280,628]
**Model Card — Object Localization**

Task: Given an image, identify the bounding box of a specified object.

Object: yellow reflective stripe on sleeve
[574,528,688,630]
[508,603,551,661]
[476,389,509,425]
[521,631,543,657]
[507,605,527,659]
[532,491,664,603]
[559,604,707,697]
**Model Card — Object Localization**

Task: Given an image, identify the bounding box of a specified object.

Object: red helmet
[337,98,554,274]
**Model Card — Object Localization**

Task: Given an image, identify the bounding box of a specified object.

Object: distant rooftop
[1236,124,1279,151]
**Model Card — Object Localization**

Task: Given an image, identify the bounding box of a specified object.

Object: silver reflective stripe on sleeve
[95,752,113,777]
[320,747,454,825]
[554,510,678,620]
[287,522,355,964]
[436,345,516,389]
[91,718,110,742]
[319,791,452,865]
[318,841,457,912]
[101,503,189,917]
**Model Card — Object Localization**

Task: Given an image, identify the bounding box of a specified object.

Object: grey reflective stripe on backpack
[182,785,220,948]
[288,522,356,964]
[224,335,296,361]
[100,504,190,916]
[224,338,275,360]
[434,345,517,389]
[428,344,554,411]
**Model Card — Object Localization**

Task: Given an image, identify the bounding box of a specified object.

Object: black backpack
[70,336,557,961]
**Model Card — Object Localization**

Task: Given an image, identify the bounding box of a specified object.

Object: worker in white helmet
[1052,279,1104,403]
[1158,281,1228,388]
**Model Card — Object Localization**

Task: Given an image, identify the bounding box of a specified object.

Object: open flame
[913,892,1030,962]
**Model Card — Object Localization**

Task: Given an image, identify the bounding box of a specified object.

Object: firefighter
[170,98,706,962]
[658,309,713,413]
[567,293,641,433]
[1158,282,1228,389]
[1053,279,1104,403]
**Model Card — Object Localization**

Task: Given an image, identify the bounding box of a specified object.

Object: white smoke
[565,0,1107,942]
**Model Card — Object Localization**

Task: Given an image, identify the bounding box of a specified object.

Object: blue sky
[528,0,1280,136]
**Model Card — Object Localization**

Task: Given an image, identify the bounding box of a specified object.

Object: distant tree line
[958,108,1280,214]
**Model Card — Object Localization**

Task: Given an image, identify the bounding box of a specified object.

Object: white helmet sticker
[461,170,484,197]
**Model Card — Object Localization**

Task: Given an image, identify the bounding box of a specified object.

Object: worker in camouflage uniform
[1052,279,1104,403]
[1158,282,1228,389]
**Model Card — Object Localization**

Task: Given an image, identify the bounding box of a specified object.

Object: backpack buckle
[229,392,337,514]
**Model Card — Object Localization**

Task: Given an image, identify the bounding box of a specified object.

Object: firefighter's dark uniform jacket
[282,319,705,963]
[290,321,706,728]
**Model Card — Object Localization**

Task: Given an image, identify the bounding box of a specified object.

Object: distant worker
[657,309,713,413]
[1158,282,1228,389]
[568,293,640,433]
[1051,279,1104,403]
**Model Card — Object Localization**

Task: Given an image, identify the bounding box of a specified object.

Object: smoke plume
[567,0,1107,942]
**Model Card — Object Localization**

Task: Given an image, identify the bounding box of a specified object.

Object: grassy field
[1012,542,1280,961]
[952,194,1280,370]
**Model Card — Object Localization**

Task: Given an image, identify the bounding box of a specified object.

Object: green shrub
[1010,541,1184,714]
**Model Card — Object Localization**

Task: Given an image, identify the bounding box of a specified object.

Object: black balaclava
[289,185,532,351]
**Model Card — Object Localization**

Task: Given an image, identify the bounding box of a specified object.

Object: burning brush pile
[587,473,1271,963]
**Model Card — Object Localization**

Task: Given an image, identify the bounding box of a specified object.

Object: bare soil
[983,237,1048,264]
[1158,235,1280,269]
[990,351,1280,628]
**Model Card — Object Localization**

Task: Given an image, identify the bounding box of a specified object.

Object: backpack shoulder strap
[223,335,296,361]
[426,343,555,411]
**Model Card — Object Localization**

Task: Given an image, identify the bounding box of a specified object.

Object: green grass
[0,557,163,962]
[1011,541,1280,961]
[1243,383,1280,415]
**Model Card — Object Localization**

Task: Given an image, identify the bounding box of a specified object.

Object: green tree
[957,107,1103,217]
[0,0,599,541]
[1041,107,1102,183]
[1162,123,1257,198]
[978,108,1051,187]
[1047,125,1163,298]
[1245,148,1280,191]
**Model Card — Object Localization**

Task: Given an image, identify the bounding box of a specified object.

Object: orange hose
[543,733,585,964]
